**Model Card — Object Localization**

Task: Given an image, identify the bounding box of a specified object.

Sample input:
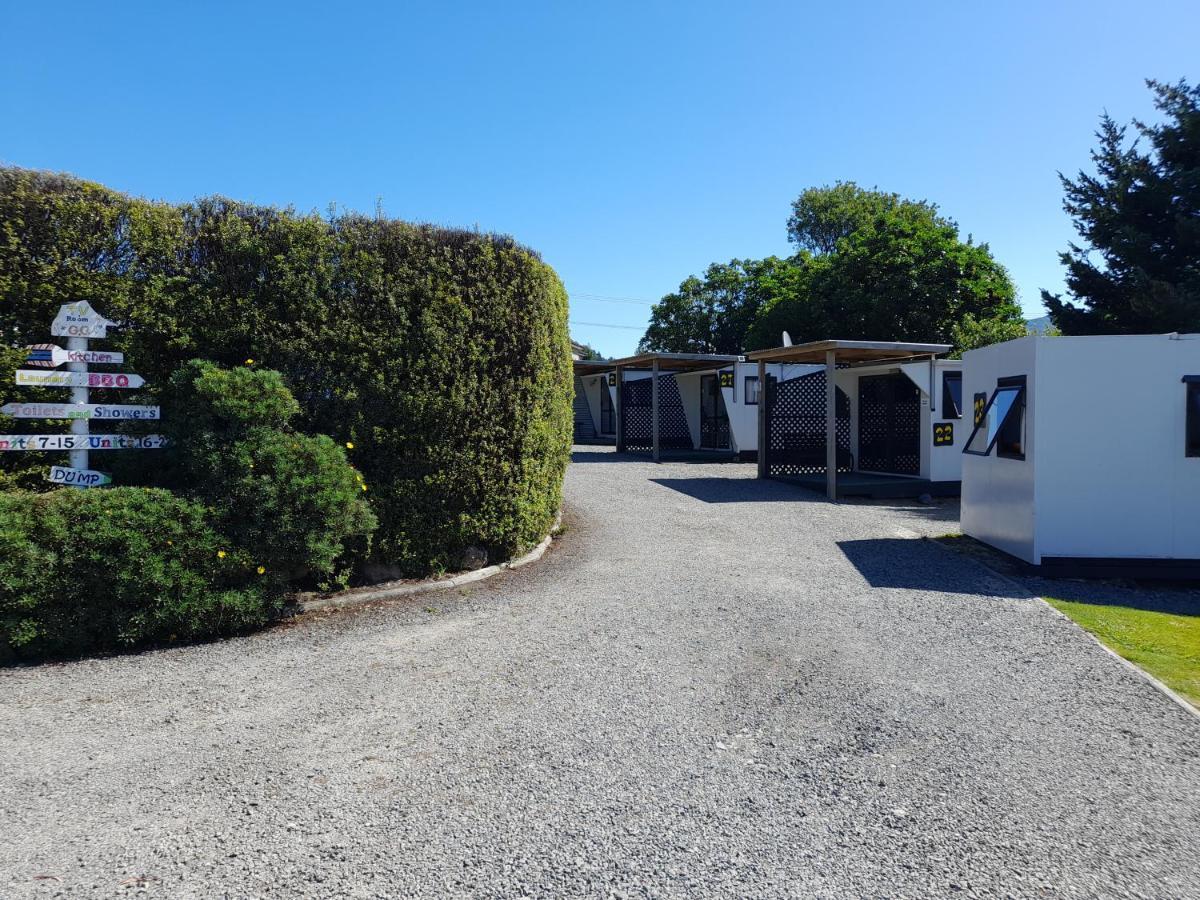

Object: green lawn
[1045,597,1200,708]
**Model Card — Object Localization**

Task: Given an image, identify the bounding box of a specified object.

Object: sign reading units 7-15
[15,370,146,389]
[0,434,167,451]
[0,402,160,421]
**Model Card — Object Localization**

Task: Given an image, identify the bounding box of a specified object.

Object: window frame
[962,375,1027,460]
[1186,376,1200,458]
[744,375,760,406]
[941,371,963,420]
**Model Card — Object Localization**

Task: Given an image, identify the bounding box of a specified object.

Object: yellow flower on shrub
[217,550,227,559]
[245,358,254,365]
[346,441,354,449]
[257,565,266,575]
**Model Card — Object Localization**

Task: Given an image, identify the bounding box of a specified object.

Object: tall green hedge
[0,167,572,576]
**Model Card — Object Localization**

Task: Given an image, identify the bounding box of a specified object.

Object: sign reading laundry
[0,402,160,420]
[0,434,167,451]
[15,370,146,389]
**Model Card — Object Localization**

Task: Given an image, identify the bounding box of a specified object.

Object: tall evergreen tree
[1043,79,1200,334]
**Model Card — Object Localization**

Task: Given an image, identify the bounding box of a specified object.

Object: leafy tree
[787,182,914,255]
[950,313,1031,358]
[1043,79,1200,334]
[571,340,605,360]
[741,254,827,350]
[639,259,781,353]
[753,202,1021,348]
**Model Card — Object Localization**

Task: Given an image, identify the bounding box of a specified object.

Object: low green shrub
[157,360,376,586]
[0,488,270,661]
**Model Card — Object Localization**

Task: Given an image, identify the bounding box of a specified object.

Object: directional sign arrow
[46,465,112,488]
[0,434,167,451]
[15,370,146,389]
[50,301,117,339]
[1,403,160,421]
[23,343,124,368]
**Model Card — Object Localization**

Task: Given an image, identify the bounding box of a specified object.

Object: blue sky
[2,1,1196,356]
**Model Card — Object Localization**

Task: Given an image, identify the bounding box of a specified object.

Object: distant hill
[1025,315,1052,334]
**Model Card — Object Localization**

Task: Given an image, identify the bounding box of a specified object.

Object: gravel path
[3,448,1198,898]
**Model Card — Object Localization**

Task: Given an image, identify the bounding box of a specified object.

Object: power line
[569,320,644,330]
[571,292,657,306]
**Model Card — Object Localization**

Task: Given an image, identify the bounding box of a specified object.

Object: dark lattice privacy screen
[857,373,920,475]
[765,371,851,476]
[621,375,692,452]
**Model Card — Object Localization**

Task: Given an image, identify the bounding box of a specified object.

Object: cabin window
[941,371,963,420]
[745,375,760,405]
[1187,377,1200,458]
[963,376,1026,460]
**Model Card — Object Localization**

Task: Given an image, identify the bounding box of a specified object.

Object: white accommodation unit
[747,340,959,498]
[673,361,817,458]
[573,355,813,458]
[961,333,1200,574]
[832,358,965,484]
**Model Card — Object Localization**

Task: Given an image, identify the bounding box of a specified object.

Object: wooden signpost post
[3,301,165,486]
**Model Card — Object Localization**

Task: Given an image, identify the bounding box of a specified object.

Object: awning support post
[756,359,767,479]
[614,366,625,453]
[929,353,936,413]
[825,349,837,501]
[651,357,661,463]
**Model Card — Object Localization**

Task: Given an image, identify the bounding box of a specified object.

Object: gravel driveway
[3,447,1198,898]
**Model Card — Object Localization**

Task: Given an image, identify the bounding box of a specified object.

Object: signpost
[5,302,164,487]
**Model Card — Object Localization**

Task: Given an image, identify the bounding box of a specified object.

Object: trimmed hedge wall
[0,167,573,576]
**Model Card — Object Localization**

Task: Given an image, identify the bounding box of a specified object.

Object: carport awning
[746,339,950,365]
[603,352,743,372]
[748,339,951,501]
[573,359,617,376]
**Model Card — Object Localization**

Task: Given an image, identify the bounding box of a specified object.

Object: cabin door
[857,373,920,475]
[599,379,614,434]
[699,374,731,449]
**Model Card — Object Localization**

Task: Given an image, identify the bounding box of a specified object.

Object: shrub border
[289,512,561,615]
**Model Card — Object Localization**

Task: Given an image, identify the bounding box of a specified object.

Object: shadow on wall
[837,538,1030,598]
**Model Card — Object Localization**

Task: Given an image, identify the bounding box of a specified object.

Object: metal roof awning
[746,339,950,365]
[749,339,950,501]
[572,359,616,376]
[604,352,743,372]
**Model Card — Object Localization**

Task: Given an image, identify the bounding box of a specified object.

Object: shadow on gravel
[937,535,1200,614]
[650,477,823,504]
[572,451,745,465]
[570,451,643,463]
[838,537,1029,598]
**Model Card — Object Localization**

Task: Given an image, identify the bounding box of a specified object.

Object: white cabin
[961,333,1200,574]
